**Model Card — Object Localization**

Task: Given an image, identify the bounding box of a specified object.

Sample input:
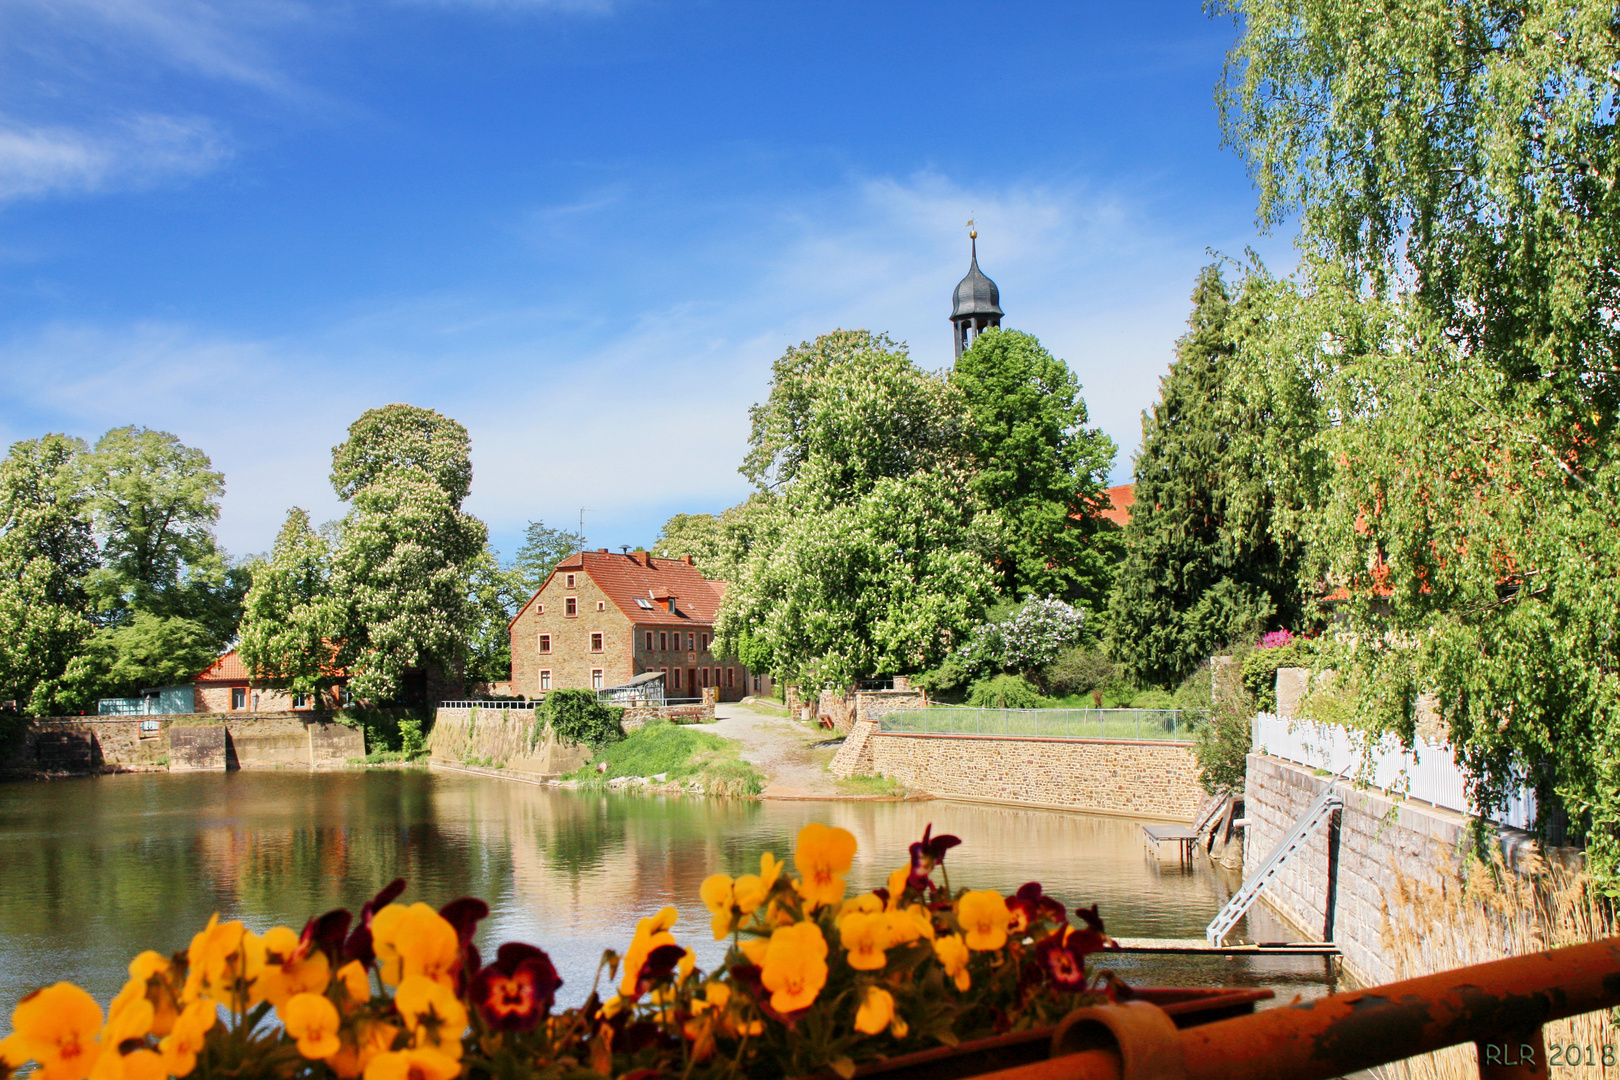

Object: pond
[0,769,1333,1019]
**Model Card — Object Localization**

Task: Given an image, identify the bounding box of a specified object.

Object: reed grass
[1373,843,1614,1079]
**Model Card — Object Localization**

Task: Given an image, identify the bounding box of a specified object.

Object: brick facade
[508,549,765,701]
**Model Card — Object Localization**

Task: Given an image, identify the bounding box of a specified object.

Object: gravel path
[708,701,847,799]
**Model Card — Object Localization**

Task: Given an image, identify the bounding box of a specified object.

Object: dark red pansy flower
[439,898,489,948]
[301,909,352,965]
[907,824,962,889]
[631,943,687,998]
[470,942,563,1032]
[344,878,407,966]
[1036,933,1087,990]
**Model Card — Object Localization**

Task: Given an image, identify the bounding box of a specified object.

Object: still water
[0,769,1333,1018]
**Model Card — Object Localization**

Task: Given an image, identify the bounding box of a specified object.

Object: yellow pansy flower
[394,975,468,1059]
[700,874,736,940]
[87,1047,163,1080]
[125,953,178,1038]
[336,960,371,1006]
[933,934,972,991]
[838,911,890,971]
[362,1048,461,1080]
[8,982,104,1080]
[325,1022,398,1080]
[283,994,342,1060]
[759,921,828,1014]
[739,937,770,967]
[617,906,680,998]
[733,852,783,913]
[256,927,332,1016]
[854,985,904,1037]
[792,824,857,910]
[886,867,909,907]
[370,904,460,989]
[157,1000,215,1078]
[956,890,1012,952]
[182,915,265,1009]
[837,893,883,922]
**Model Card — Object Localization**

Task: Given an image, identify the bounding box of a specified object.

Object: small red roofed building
[508,548,770,702]
[1096,483,1134,528]
[194,649,344,713]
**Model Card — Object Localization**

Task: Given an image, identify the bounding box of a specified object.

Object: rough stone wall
[6,714,360,773]
[856,689,927,724]
[170,726,225,770]
[620,702,714,730]
[833,726,1202,821]
[427,706,590,776]
[511,574,635,696]
[1244,753,1542,987]
[195,684,304,713]
[817,689,857,732]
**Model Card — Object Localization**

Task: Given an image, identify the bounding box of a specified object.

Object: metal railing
[880,707,1205,742]
[437,700,536,710]
[1252,712,1536,829]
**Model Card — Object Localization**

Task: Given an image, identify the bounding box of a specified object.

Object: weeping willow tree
[1217,0,1620,877]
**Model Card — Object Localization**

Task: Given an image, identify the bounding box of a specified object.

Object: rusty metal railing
[976,937,1620,1080]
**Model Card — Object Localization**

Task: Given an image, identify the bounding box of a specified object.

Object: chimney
[598,547,609,553]
[683,555,695,566]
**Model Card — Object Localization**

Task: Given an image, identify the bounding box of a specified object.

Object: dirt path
[708,702,847,799]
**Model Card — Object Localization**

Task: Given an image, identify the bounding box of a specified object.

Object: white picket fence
[1251,712,1536,830]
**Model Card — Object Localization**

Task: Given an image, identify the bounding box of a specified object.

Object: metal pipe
[966,937,1620,1080]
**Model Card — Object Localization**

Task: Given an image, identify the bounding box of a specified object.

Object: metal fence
[1251,712,1536,830]
[879,707,1205,741]
[437,700,536,710]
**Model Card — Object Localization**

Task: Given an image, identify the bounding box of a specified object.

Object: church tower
[950,227,1002,359]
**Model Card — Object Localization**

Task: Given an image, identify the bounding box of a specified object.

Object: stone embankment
[2,714,364,775]
[426,701,714,776]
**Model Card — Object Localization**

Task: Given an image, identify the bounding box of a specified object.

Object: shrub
[958,597,1087,676]
[1173,662,1214,712]
[397,718,425,758]
[542,689,625,750]
[1240,638,1312,712]
[965,673,1045,709]
[1042,646,1116,697]
[1194,648,1255,794]
[911,655,971,702]
[1127,689,1175,710]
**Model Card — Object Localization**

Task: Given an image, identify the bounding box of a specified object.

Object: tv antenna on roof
[578,508,591,551]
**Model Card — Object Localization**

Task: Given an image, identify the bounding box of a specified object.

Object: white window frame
[565,573,576,589]
[597,600,606,612]
[591,669,604,690]
[539,669,551,691]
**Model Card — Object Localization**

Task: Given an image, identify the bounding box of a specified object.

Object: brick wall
[1243,753,1546,987]
[831,722,1202,821]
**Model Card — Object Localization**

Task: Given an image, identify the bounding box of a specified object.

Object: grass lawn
[570,721,765,797]
[835,774,908,798]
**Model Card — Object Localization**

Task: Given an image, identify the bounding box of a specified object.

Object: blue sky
[0,0,1288,563]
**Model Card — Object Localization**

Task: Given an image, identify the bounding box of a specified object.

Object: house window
[537,603,544,614]
[700,632,709,652]
[139,718,160,736]
[539,634,551,653]
[590,632,603,652]
[566,574,576,588]
[686,633,694,652]
[292,692,307,709]
[659,631,668,651]
[591,669,604,690]
[753,675,761,693]
[565,597,577,617]
[672,668,682,690]
[597,600,605,612]
[726,668,735,689]
[645,631,654,651]
[700,668,709,687]
[341,687,355,706]
[660,667,669,686]
[539,670,551,691]
[231,687,246,710]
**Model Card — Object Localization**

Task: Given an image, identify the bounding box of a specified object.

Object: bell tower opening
[949,226,1003,361]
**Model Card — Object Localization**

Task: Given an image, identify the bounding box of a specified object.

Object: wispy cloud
[0,114,229,200]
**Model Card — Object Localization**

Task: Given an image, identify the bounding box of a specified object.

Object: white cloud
[0,169,1260,558]
[0,114,229,200]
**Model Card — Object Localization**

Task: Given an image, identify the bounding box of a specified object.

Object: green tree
[466,547,527,689]
[0,435,98,713]
[327,405,489,703]
[1219,0,1620,869]
[237,508,338,702]
[57,610,220,704]
[511,520,584,597]
[1106,267,1310,688]
[718,331,995,685]
[651,513,723,571]
[81,426,241,640]
[952,328,1116,608]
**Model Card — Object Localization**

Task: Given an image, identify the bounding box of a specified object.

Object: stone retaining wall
[1244,753,1544,987]
[3,714,362,775]
[428,707,590,776]
[832,722,1202,821]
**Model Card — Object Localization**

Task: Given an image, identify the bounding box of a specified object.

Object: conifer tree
[1107,267,1304,688]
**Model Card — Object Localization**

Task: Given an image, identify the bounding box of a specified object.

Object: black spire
[950,228,1002,360]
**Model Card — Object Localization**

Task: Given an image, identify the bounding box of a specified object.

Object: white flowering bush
[957,597,1086,677]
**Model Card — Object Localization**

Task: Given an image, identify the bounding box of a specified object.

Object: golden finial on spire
[966,218,977,240]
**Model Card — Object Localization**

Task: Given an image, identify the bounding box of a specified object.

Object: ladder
[1206,782,1343,946]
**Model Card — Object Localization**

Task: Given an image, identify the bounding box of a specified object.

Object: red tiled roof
[1097,484,1134,527]
[195,649,249,683]
[509,550,728,629]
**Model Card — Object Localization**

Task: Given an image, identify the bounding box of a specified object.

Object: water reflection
[0,771,1331,1019]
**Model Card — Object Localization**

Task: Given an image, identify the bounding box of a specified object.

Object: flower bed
[0,823,1124,1080]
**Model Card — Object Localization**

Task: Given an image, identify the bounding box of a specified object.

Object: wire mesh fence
[879,706,1206,741]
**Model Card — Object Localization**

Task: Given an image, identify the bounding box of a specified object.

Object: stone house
[193,649,345,713]
[508,549,770,702]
